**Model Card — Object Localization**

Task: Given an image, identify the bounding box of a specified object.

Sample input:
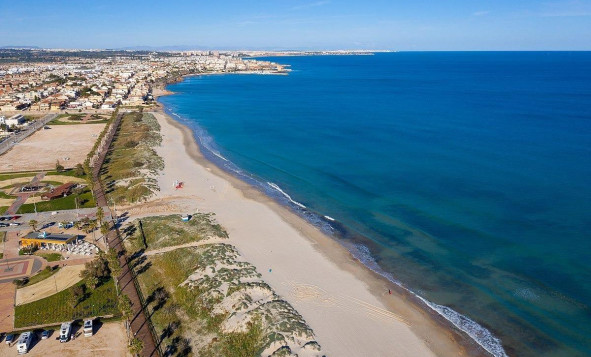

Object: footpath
[5,172,46,215]
[91,113,159,357]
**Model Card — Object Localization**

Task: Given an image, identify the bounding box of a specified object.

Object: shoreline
[148,88,492,356]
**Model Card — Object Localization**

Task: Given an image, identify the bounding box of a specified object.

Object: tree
[74,163,85,176]
[106,248,121,294]
[87,275,99,289]
[100,222,110,244]
[119,294,133,337]
[128,337,143,356]
[96,206,104,224]
[80,255,110,282]
[55,160,64,172]
[28,219,38,231]
[70,284,86,307]
[88,220,98,241]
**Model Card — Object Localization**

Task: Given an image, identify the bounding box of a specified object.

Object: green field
[17,187,95,213]
[48,114,109,125]
[0,191,16,199]
[14,278,119,328]
[0,171,38,181]
[35,252,62,262]
[0,168,85,182]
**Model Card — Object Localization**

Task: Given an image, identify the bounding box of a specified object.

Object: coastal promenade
[90,112,159,357]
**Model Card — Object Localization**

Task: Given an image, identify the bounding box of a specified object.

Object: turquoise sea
[159,52,591,357]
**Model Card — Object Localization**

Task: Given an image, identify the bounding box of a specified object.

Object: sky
[0,0,590,50]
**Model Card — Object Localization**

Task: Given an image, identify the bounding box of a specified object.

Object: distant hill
[0,46,41,49]
[113,45,209,51]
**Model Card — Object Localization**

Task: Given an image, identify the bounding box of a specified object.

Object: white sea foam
[267,182,306,209]
[324,215,335,221]
[350,244,508,357]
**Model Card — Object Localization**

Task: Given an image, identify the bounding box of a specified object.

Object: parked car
[83,319,93,337]
[41,330,50,340]
[0,223,9,227]
[59,322,71,343]
[5,333,15,344]
[16,331,34,354]
[9,222,21,226]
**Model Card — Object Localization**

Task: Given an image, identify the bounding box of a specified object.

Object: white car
[83,319,93,337]
[59,322,71,343]
[16,331,34,354]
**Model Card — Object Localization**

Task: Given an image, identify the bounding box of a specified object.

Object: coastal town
[0,50,288,114]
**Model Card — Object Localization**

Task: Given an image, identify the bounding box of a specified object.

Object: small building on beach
[20,231,76,248]
[41,182,76,200]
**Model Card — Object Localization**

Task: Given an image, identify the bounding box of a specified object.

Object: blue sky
[0,0,590,50]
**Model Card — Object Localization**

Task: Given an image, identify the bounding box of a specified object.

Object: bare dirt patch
[0,321,129,357]
[0,124,105,173]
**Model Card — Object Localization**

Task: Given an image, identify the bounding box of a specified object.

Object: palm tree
[118,294,133,338]
[100,222,110,245]
[128,337,143,356]
[88,220,98,242]
[96,206,104,224]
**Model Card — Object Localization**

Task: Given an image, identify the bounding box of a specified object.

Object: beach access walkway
[4,171,46,215]
[91,112,159,357]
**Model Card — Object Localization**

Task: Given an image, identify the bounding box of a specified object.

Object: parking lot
[0,320,128,357]
[0,208,99,233]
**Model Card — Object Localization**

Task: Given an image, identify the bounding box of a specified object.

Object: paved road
[0,207,98,233]
[0,113,58,156]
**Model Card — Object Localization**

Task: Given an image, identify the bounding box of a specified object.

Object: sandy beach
[121,104,489,357]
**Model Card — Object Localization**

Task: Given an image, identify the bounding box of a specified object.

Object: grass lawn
[49,118,109,125]
[0,169,85,182]
[49,114,108,125]
[21,266,60,287]
[46,169,87,178]
[14,278,119,328]
[0,172,37,181]
[35,252,62,262]
[17,188,95,213]
[0,207,7,215]
[0,191,15,199]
